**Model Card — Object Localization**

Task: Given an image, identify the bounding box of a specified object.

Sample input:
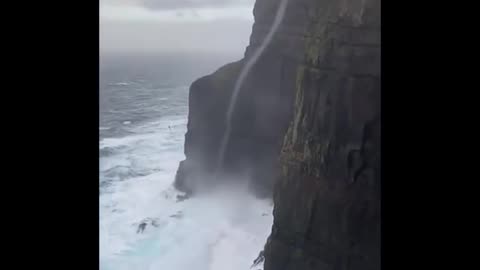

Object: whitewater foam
[111,82,131,86]
[100,114,273,270]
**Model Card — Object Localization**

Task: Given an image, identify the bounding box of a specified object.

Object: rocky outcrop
[263,0,381,269]
[174,61,243,194]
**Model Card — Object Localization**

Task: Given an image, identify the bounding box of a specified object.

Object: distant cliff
[174,0,307,197]
[175,0,381,269]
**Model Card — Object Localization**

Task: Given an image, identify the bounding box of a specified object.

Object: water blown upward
[216,0,289,173]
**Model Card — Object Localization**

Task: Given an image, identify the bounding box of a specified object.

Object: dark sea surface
[100,52,242,140]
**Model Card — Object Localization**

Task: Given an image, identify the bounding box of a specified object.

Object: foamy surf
[101,183,272,270]
[110,82,131,86]
[100,115,273,270]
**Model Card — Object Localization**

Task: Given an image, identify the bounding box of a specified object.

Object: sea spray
[216,0,290,173]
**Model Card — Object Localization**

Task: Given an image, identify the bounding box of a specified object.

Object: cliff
[175,0,380,269]
[263,0,381,269]
[174,0,307,196]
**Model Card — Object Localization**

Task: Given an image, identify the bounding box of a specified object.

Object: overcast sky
[100,0,255,54]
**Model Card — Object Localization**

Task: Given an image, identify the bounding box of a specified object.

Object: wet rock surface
[263,0,381,269]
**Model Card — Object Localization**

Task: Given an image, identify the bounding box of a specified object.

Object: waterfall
[216,0,290,174]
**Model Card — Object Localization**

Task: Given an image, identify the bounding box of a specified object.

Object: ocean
[99,52,273,270]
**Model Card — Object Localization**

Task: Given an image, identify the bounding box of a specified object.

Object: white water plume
[216,0,289,172]
[100,112,273,270]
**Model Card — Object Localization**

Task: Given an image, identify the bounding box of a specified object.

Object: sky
[100,0,256,54]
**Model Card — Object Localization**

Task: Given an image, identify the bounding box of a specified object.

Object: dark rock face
[175,0,381,268]
[263,0,381,269]
[174,61,243,194]
[174,0,309,196]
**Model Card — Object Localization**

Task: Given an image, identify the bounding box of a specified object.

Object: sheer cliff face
[176,0,380,267]
[264,0,381,269]
[175,0,310,196]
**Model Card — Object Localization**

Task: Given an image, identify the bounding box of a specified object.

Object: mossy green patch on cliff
[295,65,306,95]
[305,37,322,66]
[304,22,333,66]
[291,65,306,145]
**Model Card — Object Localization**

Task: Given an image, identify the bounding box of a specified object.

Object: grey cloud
[100,19,253,53]
[141,0,254,10]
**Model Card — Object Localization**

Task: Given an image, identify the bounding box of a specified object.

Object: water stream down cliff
[174,0,381,269]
